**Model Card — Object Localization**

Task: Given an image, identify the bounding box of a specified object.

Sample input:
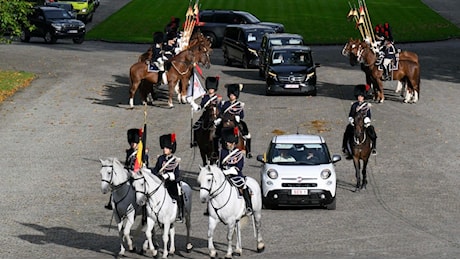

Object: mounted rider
[220,127,253,215]
[375,23,396,80]
[150,133,184,222]
[342,88,378,157]
[191,76,222,148]
[213,83,253,159]
[105,128,149,210]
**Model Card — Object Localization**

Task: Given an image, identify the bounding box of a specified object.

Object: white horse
[131,168,193,258]
[99,158,142,256]
[197,164,265,258]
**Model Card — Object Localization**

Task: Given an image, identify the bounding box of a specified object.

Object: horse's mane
[140,167,163,186]
[198,164,222,184]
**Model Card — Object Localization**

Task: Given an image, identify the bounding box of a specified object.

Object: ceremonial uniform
[191,76,221,150]
[381,39,396,80]
[220,127,253,215]
[150,133,184,222]
[342,90,377,156]
[214,83,253,158]
[149,31,165,72]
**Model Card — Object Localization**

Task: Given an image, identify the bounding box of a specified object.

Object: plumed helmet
[167,31,177,41]
[205,76,219,90]
[226,83,243,98]
[353,84,366,98]
[127,128,141,144]
[153,31,164,44]
[160,133,177,153]
[222,127,239,144]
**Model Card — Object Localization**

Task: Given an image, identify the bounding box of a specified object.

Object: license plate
[285,84,299,89]
[291,189,308,195]
[68,30,78,33]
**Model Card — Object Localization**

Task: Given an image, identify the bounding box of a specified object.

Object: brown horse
[128,33,212,108]
[342,38,420,102]
[351,110,372,191]
[194,102,219,165]
[221,117,246,155]
[349,41,420,103]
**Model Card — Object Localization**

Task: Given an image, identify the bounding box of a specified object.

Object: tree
[0,0,35,43]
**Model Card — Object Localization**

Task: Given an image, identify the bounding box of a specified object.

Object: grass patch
[0,70,36,102]
[87,0,460,44]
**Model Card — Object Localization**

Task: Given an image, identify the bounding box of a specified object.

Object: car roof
[270,45,311,51]
[226,24,274,30]
[200,9,251,15]
[271,134,325,144]
[264,33,304,40]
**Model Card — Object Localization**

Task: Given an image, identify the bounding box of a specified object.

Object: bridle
[101,164,129,190]
[132,173,167,216]
[200,169,234,224]
[353,114,367,146]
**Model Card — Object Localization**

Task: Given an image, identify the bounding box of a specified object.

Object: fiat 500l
[256,134,341,209]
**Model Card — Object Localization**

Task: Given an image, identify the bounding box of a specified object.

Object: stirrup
[104,204,112,210]
[246,207,253,216]
[372,149,378,155]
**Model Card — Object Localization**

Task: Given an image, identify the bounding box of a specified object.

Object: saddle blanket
[148,63,160,73]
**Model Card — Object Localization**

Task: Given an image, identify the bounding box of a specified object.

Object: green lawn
[0,70,35,102]
[87,0,460,44]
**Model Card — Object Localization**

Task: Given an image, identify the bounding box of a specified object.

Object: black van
[222,24,275,69]
[258,33,304,77]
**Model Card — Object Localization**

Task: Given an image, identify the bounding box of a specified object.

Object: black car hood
[258,22,284,31]
[50,19,84,26]
[269,65,312,74]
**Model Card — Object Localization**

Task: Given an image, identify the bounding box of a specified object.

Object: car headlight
[266,169,278,179]
[320,169,332,179]
[267,71,278,80]
[248,48,257,56]
[51,23,62,31]
[305,72,315,82]
[82,8,88,13]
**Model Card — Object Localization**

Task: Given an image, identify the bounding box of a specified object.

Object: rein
[133,175,166,220]
[200,170,234,225]
[101,164,134,220]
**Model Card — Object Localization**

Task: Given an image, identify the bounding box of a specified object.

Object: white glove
[364,117,371,127]
[186,96,193,103]
[162,173,170,180]
[214,118,222,126]
[162,172,175,181]
[348,117,354,125]
[191,102,200,112]
[223,167,238,176]
[235,115,240,123]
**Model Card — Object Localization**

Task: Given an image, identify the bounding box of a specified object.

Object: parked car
[194,9,285,47]
[57,0,96,23]
[45,2,77,19]
[256,134,341,210]
[20,6,86,44]
[258,33,305,77]
[265,45,320,95]
[222,24,275,69]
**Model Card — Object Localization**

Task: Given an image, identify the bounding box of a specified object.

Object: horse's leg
[253,207,265,253]
[207,217,219,258]
[161,222,171,258]
[353,157,361,191]
[185,196,193,253]
[234,221,243,256]
[143,217,158,257]
[129,78,140,108]
[169,225,176,256]
[123,213,136,252]
[361,158,369,190]
[116,218,127,256]
[167,81,176,108]
[395,80,403,93]
[225,221,236,258]
[181,78,188,104]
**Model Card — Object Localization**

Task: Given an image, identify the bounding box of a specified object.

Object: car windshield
[268,143,330,165]
[245,29,273,43]
[269,38,303,47]
[242,12,261,23]
[44,9,73,20]
[271,50,312,66]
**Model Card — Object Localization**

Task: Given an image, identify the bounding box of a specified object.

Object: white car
[256,134,341,210]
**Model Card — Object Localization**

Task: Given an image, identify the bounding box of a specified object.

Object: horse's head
[198,164,223,203]
[202,102,219,128]
[99,158,129,194]
[353,111,366,142]
[131,168,164,206]
[347,38,362,66]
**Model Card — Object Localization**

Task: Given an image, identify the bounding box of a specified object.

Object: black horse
[194,102,219,165]
[351,111,372,191]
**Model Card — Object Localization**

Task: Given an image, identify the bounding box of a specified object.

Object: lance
[362,0,376,43]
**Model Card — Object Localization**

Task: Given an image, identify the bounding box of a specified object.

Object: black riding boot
[367,125,378,155]
[242,188,253,215]
[176,196,184,223]
[245,138,253,158]
[212,136,220,158]
[104,194,113,210]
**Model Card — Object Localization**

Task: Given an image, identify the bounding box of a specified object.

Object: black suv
[222,24,275,69]
[20,6,86,44]
[265,45,320,96]
[258,33,304,77]
[195,9,285,47]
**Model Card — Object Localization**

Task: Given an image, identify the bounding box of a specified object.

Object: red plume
[171,133,176,143]
[233,127,238,136]
[138,128,143,137]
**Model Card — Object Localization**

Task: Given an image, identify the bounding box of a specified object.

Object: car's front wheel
[44,31,57,44]
[20,30,30,42]
[73,36,84,44]
[326,197,336,210]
